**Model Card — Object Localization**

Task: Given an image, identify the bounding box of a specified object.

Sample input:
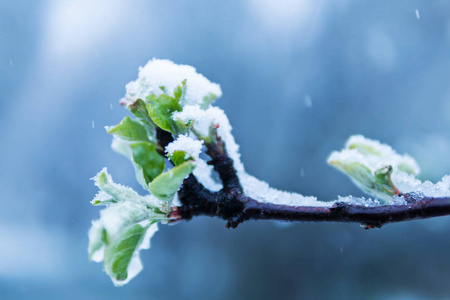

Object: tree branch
[150,130,450,229]
[241,196,450,228]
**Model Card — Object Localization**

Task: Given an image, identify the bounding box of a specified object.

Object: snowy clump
[337,196,381,207]
[240,174,332,207]
[121,59,222,106]
[328,135,450,200]
[406,175,450,197]
[193,158,223,192]
[328,135,420,176]
[165,135,204,161]
[172,104,206,124]
[335,195,408,206]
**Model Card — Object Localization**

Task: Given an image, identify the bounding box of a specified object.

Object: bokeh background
[2,0,450,299]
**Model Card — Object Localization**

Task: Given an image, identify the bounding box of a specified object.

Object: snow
[193,158,222,192]
[165,135,204,161]
[335,195,408,207]
[240,173,331,207]
[328,135,421,195]
[402,175,450,198]
[172,104,206,123]
[121,59,222,107]
[328,135,450,199]
[336,196,381,207]
[333,135,420,175]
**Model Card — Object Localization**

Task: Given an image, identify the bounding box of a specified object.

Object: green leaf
[129,142,165,185]
[147,94,182,133]
[329,161,395,203]
[103,222,156,286]
[128,99,156,138]
[173,79,186,103]
[111,139,165,191]
[374,166,397,196]
[149,160,196,203]
[106,116,150,142]
[330,161,374,191]
[168,150,189,166]
[159,86,168,94]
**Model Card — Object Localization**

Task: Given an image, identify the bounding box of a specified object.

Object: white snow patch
[193,158,222,192]
[241,173,330,207]
[166,135,204,161]
[122,59,222,106]
[328,135,420,175]
[172,105,206,123]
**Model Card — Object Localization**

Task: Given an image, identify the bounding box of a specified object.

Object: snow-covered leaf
[89,170,165,286]
[328,135,420,203]
[103,221,157,286]
[92,168,163,208]
[89,199,161,286]
[165,135,203,165]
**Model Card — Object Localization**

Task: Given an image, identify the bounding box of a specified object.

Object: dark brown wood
[156,130,450,229]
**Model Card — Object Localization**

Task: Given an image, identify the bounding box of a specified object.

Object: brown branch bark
[154,132,450,229]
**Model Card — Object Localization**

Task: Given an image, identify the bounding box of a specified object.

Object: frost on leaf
[328,135,450,203]
[88,169,166,286]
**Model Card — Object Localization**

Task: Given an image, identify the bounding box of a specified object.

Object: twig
[153,133,450,229]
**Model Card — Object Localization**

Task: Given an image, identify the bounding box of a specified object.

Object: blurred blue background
[2,0,450,299]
